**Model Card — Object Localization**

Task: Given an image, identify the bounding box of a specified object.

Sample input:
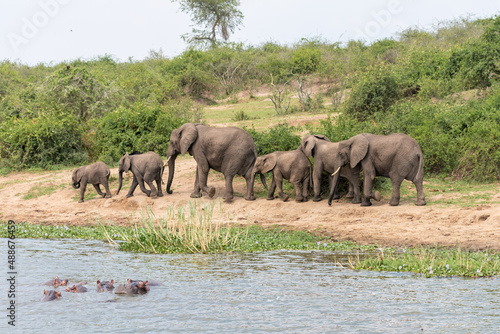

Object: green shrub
[291,47,322,74]
[94,101,190,163]
[246,123,301,155]
[0,114,87,169]
[344,64,401,120]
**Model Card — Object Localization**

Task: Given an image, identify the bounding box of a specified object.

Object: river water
[1,238,499,333]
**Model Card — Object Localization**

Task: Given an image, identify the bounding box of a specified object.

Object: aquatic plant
[353,246,500,278]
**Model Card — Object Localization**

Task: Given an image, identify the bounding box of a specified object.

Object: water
[2,238,499,333]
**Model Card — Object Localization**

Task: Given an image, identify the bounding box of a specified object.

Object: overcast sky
[1,0,499,65]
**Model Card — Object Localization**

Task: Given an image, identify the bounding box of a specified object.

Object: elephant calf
[72,161,112,203]
[252,150,311,202]
[116,151,164,198]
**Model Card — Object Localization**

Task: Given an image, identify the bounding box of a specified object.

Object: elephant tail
[160,163,165,185]
[414,150,424,183]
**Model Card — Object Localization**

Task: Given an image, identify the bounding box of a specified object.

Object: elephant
[166,123,257,201]
[41,290,61,301]
[298,135,362,204]
[72,161,112,203]
[252,150,311,202]
[329,133,426,207]
[116,151,164,198]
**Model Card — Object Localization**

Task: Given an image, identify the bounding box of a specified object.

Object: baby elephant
[72,161,112,203]
[252,150,311,202]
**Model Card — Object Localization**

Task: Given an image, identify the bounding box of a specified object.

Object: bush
[344,64,401,120]
[246,123,301,155]
[291,47,322,74]
[0,115,87,169]
[94,101,190,163]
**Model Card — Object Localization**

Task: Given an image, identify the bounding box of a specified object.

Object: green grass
[2,213,500,277]
[353,246,500,278]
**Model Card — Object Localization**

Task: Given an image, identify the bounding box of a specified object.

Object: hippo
[127,278,162,286]
[43,276,69,287]
[41,290,62,301]
[115,280,149,295]
[65,284,88,293]
[97,280,115,292]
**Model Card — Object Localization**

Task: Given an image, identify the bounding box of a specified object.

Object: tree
[173,0,243,48]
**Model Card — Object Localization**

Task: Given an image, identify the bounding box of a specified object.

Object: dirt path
[2,157,500,251]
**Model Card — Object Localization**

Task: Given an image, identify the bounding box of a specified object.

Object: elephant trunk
[259,173,269,191]
[328,171,341,206]
[117,171,123,195]
[166,155,177,194]
[72,182,80,189]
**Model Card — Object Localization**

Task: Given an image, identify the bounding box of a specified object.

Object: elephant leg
[156,178,163,197]
[301,177,309,202]
[346,175,362,204]
[274,172,289,202]
[197,162,215,198]
[414,178,426,206]
[293,180,303,202]
[135,173,151,197]
[79,181,88,203]
[127,176,139,198]
[222,173,234,201]
[267,177,276,200]
[145,179,158,197]
[361,168,376,206]
[312,166,322,202]
[93,184,105,197]
[346,182,354,199]
[190,167,202,198]
[389,176,403,206]
[100,177,112,198]
[243,169,255,201]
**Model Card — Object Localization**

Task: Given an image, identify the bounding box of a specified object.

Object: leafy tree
[173,0,243,48]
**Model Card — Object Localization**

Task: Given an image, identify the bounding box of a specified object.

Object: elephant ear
[180,123,198,156]
[314,134,330,142]
[301,136,316,158]
[123,153,131,172]
[349,135,369,169]
[72,168,82,184]
[261,155,277,174]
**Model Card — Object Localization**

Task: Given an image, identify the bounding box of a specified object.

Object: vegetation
[1,15,500,277]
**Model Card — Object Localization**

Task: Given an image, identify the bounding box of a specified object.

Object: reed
[109,200,247,254]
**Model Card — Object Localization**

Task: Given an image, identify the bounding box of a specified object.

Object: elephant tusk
[164,156,170,166]
[331,167,341,176]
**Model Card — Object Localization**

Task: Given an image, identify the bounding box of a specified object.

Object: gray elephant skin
[166,123,257,201]
[329,133,426,206]
[252,150,311,202]
[299,135,361,204]
[72,161,112,203]
[116,151,164,198]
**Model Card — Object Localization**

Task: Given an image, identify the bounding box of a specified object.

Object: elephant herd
[72,122,426,207]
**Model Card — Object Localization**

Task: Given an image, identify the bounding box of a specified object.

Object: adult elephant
[116,151,164,198]
[298,135,361,204]
[329,133,426,207]
[166,123,257,201]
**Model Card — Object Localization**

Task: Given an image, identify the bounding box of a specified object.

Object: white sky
[1,0,499,65]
